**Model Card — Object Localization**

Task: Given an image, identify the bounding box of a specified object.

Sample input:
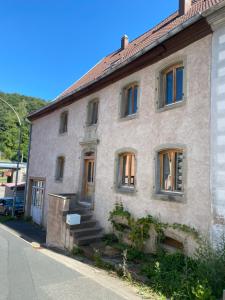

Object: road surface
[0,225,140,300]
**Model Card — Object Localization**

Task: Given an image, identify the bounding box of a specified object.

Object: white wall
[28,36,212,235]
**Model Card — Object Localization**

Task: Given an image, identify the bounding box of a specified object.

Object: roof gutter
[29,1,225,120]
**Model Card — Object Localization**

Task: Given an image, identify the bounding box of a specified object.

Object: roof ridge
[130,10,179,45]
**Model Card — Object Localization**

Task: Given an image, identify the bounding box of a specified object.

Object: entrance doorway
[31,180,45,225]
[81,152,95,207]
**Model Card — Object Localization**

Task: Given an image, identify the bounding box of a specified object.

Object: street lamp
[0,97,22,217]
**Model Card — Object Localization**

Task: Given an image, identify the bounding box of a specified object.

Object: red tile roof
[59,0,223,99]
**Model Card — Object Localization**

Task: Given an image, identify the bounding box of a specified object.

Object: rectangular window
[119,153,135,188]
[162,63,184,107]
[123,84,138,117]
[59,111,68,134]
[55,156,65,181]
[159,149,183,193]
[88,99,99,125]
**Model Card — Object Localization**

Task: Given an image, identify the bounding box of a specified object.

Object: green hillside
[0,92,47,162]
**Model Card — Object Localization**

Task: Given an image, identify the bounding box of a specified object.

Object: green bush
[194,238,225,299]
[141,248,223,300]
[71,246,84,256]
[102,233,118,245]
[93,249,114,271]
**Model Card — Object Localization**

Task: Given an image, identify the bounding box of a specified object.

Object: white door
[31,180,44,225]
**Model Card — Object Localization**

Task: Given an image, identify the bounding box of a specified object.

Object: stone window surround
[55,155,66,183]
[114,148,137,195]
[59,110,69,136]
[155,55,188,113]
[152,144,187,203]
[119,81,140,122]
[86,98,99,127]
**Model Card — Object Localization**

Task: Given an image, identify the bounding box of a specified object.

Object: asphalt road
[0,226,139,300]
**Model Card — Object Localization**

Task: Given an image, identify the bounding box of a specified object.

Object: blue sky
[0,0,178,101]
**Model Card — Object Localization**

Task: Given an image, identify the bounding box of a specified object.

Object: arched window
[59,111,68,134]
[159,63,184,108]
[118,152,136,188]
[121,83,139,117]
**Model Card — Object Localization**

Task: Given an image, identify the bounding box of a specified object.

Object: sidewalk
[1,218,46,245]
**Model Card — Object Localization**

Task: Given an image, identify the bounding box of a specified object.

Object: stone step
[76,234,103,246]
[69,220,98,230]
[73,226,102,238]
[80,213,93,222]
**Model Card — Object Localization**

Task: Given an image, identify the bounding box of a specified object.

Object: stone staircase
[64,204,103,246]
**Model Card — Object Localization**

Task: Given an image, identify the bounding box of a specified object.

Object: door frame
[27,177,45,225]
[79,147,97,209]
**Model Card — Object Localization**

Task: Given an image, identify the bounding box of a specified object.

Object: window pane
[87,162,92,182]
[166,71,173,105]
[175,152,183,191]
[162,153,172,191]
[91,162,94,182]
[56,157,64,180]
[122,155,129,185]
[60,158,64,179]
[60,112,68,133]
[133,86,138,114]
[176,67,183,101]
[91,102,98,124]
[130,155,135,186]
[127,88,133,115]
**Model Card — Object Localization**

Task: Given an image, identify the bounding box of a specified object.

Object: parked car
[0,197,24,216]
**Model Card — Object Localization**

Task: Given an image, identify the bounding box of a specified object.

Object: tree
[0,92,46,162]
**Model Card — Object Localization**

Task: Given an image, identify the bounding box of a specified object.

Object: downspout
[24,122,32,216]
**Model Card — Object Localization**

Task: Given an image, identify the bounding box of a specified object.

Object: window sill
[86,123,98,128]
[157,98,186,113]
[58,132,68,137]
[55,179,63,183]
[119,113,138,122]
[116,186,137,195]
[153,191,185,203]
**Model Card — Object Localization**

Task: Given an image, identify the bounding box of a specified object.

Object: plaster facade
[208,6,225,243]
[27,36,212,239]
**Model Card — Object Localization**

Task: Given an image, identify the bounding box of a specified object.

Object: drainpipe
[24,122,32,216]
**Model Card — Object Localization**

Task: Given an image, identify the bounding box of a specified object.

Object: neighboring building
[0,162,27,199]
[0,162,27,183]
[26,0,225,249]
[4,182,25,202]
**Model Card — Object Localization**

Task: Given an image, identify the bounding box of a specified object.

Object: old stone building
[26,0,225,251]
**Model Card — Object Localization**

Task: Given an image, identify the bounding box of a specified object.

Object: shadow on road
[1,218,46,245]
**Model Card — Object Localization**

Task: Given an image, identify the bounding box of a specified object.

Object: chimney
[179,0,192,15]
[121,35,129,50]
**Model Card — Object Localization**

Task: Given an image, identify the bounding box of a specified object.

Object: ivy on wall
[109,202,200,251]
